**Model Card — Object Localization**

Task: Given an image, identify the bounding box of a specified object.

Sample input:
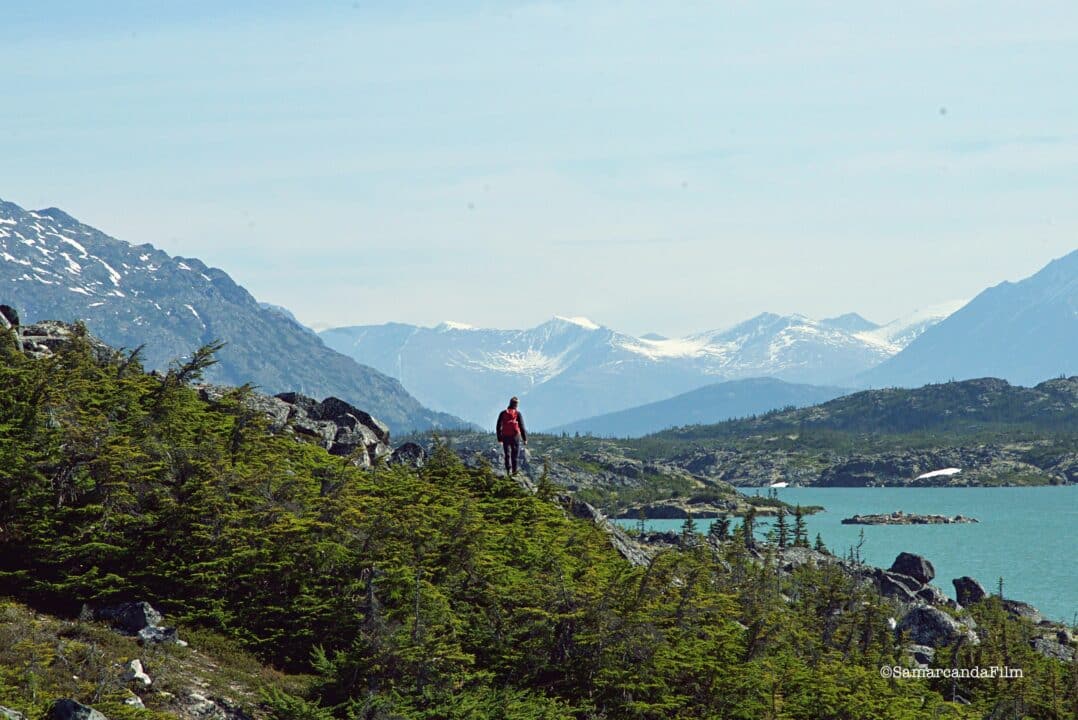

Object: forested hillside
[1,327,1074,719]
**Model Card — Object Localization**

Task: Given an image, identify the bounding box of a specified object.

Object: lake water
[615,487,1078,623]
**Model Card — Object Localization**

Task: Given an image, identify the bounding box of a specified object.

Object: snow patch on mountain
[856,300,968,351]
[554,315,600,330]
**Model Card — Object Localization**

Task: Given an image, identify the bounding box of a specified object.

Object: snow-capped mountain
[861,250,1078,388]
[0,198,466,433]
[320,307,959,429]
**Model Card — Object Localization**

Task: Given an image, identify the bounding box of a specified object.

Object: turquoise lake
[615,486,1077,623]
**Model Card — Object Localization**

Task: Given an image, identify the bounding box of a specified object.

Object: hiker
[495,396,527,476]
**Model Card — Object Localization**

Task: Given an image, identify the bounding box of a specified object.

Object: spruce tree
[814,533,827,553]
[742,507,757,549]
[708,514,731,542]
[793,504,808,547]
[775,506,789,550]
[680,513,698,547]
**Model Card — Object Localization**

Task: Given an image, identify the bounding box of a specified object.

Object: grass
[0,598,313,719]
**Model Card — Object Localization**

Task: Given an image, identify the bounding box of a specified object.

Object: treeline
[0,329,1074,718]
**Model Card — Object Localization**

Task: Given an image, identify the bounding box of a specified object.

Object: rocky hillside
[320,307,956,429]
[660,376,1078,439]
[0,198,466,434]
[445,377,1078,490]
[862,249,1078,388]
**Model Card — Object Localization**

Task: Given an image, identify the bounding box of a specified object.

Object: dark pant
[501,436,521,474]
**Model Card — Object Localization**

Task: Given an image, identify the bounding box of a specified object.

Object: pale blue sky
[2,1,1076,336]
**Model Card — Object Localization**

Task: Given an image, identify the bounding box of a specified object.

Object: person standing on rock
[496,396,528,476]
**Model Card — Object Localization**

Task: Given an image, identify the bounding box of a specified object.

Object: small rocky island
[842,510,978,525]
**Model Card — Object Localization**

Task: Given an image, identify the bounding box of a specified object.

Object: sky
[2,1,1077,337]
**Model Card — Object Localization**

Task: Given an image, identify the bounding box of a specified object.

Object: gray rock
[952,576,987,606]
[389,442,426,468]
[1058,627,1076,645]
[330,421,380,456]
[1031,637,1075,662]
[291,416,338,449]
[0,706,25,720]
[1002,598,1043,624]
[904,644,936,668]
[198,385,293,431]
[874,570,921,603]
[370,442,391,462]
[18,321,114,363]
[138,625,183,645]
[123,659,151,686]
[318,397,390,444]
[896,606,978,647]
[0,304,19,328]
[915,584,952,607]
[46,700,109,720]
[182,692,253,720]
[90,601,163,634]
[122,696,144,709]
[889,552,935,585]
[777,546,838,573]
[274,391,319,416]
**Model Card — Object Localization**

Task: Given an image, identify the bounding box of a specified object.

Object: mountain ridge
[861,250,1078,388]
[0,197,467,434]
[320,306,957,428]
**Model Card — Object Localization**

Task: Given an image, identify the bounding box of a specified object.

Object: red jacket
[496,408,527,442]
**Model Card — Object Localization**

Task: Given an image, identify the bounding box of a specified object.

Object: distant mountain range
[862,249,1078,388]
[0,198,466,434]
[7,194,1071,436]
[547,377,849,438]
[320,305,960,429]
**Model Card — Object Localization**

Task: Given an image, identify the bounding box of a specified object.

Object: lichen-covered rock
[1031,637,1075,662]
[90,601,163,634]
[138,625,184,646]
[389,442,427,468]
[896,606,978,647]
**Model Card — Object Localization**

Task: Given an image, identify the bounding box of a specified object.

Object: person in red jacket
[496,396,528,476]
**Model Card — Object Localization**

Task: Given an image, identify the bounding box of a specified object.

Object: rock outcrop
[178,692,254,720]
[890,552,935,585]
[197,386,395,468]
[896,606,979,647]
[952,576,987,606]
[1,317,114,363]
[1030,637,1075,662]
[123,659,152,686]
[389,442,427,468]
[87,600,162,634]
[85,600,184,646]
[554,493,652,567]
[45,700,109,720]
[273,391,392,466]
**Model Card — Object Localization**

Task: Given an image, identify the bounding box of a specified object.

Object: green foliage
[1,337,1073,719]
